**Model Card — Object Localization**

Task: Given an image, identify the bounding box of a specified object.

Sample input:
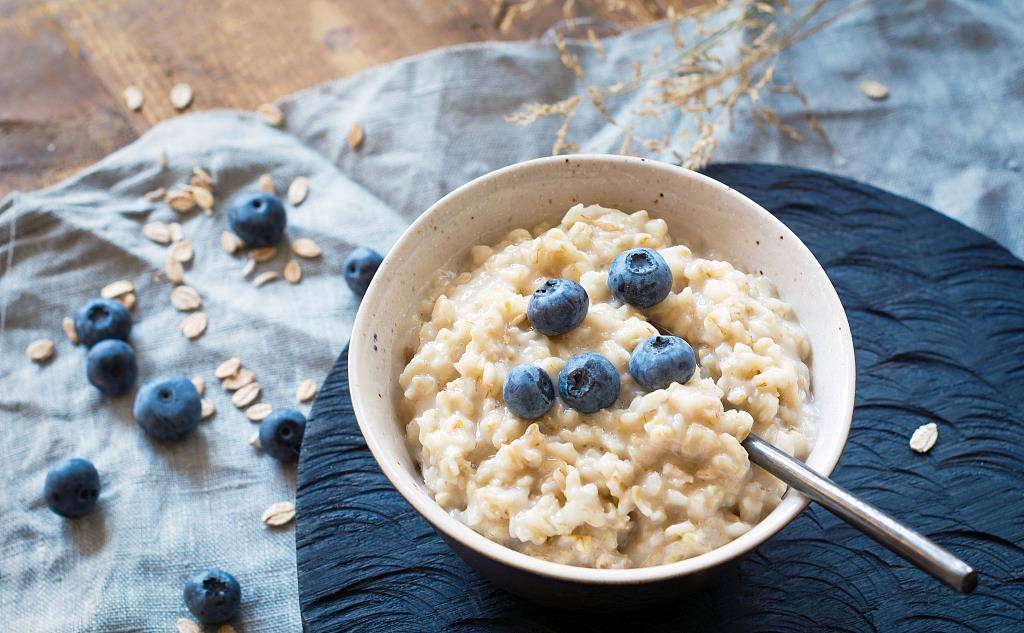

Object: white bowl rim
[349,154,856,585]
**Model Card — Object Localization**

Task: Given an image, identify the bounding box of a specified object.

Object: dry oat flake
[168,222,184,243]
[217,625,238,633]
[258,173,275,193]
[246,402,272,421]
[176,618,202,633]
[166,189,196,213]
[261,501,296,527]
[232,382,261,408]
[291,238,321,258]
[347,122,365,149]
[288,176,309,205]
[215,357,242,379]
[257,103,284,127]
[283,259,302,284]
[180,312,208,340]
[249,246,277,263]
[189,185,214,213]
[26,339,55,362]
[296,378,318,403]
[122,85,144,111]
[223,368,256,391]
[241,258,257,278]
[165,259,185,284]
[860,80,889,100]
[253,271,278,287]
[169,240,194,264]
[910,422,938,454]
[191,375,205,396]
[200,398,216,420]
[249,431,262,449]
[116,292,137,311]
[169,83,193,110]
[144,187,166,202]
[101,280,134,299]
[170,286,202,311]
[220,231,243,254]
[142,221,171,244]
[62,316,79,345]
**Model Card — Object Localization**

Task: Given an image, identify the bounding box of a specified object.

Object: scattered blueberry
[343,247,383,296]
[259,408,307,461]
[527,278,589,336]
[73,298,132,348]
[183,567,241,624]
[629,335,697,390]
[227,191,287,247]
[558,352,620,413]
[133,376,201,441]
[86,339,138,396]
[502,365,555,419]
[607,248,673,308]
[44,458,100,518]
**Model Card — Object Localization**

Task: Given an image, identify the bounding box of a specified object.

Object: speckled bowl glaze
[349,155,856,608]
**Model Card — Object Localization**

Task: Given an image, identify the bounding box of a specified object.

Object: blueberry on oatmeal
[629,335,697,390]
[558,352,620,413]
[227,191,287,247]
[73,298,132,348]
[502,365,555,419]
[86,339,138,396]
[527,278,589,336]
[607,247,673,308]
[343,246,383,296]
[259,408,307,461]
[44,458,100,518]
[133,376,201,440]
[183,567,241,624]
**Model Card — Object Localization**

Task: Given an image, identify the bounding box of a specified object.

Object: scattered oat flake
[144,187,166,202]
[246,402,272,421]
[143,222,171,244]
[192,166,213,187]
[283,259,302,284]
[287,176,309,205]
[122,85,143,111]
[910,422,938,454]
[189,185,214,212]
[291,238,321,258]
[168,222,183,243]
[253,271,278,287]
[165,259,184,284]
[169,240,194,263]
[257,103,284,126]
[220,231,243,254]
[347,122,364,149]
[169,82,193,110]
[116,292,137,311]
[170,285,202,311]
[191,375,205,395]
[62,317,79,345]
[232,382,260,408]
[222,368,255,391]
[26,339,54,362]
[176,618,202,633]
[217,625,238,633]
[180,312,208,339]
[241,258,256,277]
[249,431,261,449]
[296,378,317,402]
[215,357,242,379]
[101,280,134,299]
[249,246,277,263]
[860,80,889,100]
[261,501,296,526]
[166,189,196,213]
[201,397,216,419]
[258,173,275,193]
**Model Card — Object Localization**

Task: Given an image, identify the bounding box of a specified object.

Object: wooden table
[0,1,660,196]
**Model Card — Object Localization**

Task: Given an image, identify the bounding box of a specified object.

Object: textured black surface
[296,164,1024,632]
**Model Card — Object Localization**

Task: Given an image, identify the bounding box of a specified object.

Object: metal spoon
[649,324,978,593]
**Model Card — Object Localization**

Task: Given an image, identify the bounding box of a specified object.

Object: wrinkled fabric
[1,1,1021,630]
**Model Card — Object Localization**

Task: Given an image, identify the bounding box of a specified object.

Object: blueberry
[86,339,137,396]
[133,376,201,440]
[607,248,673,308]
[629,335,697,390]
[227,191,287,247]
[44,458,100,518]
[502,365,555,419]
[259,408,307,461]
[183,568,241,624]
[527,278,589,336]
[558,352,620,413]
[73,298,132,348]
[343,247,383,296]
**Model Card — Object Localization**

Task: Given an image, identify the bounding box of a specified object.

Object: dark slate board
[296,164,1024,633]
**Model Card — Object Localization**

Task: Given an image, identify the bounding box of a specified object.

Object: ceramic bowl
[348,155,856,608]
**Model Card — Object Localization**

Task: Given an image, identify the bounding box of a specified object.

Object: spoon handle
[742,433,978,594]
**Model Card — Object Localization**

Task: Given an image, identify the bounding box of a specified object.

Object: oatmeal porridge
[399,203,815,569]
